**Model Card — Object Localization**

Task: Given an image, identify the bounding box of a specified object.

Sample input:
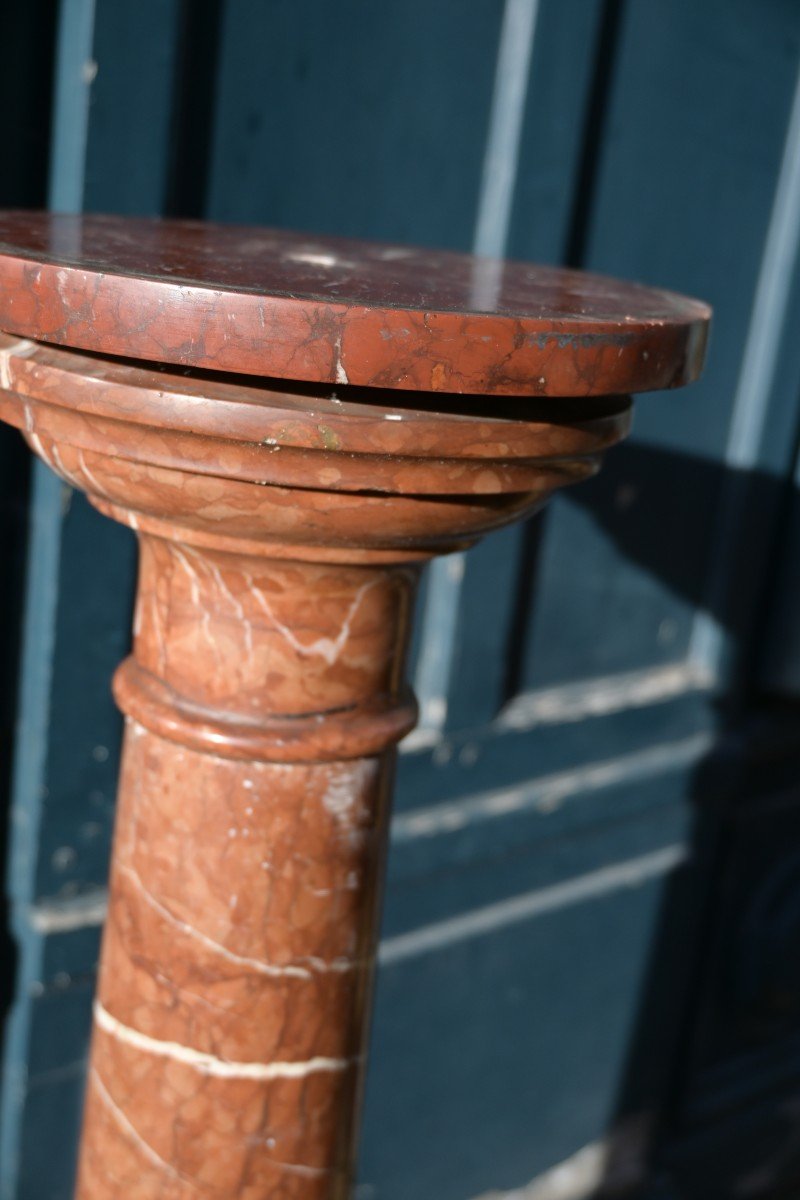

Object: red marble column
[0,212,710,1200]
[82,546,414,1198]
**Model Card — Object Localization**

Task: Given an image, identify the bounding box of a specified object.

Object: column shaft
[77,536,417,1198]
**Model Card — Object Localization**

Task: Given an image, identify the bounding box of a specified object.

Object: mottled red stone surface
[0,211,709,395]
[0,219,710,1200]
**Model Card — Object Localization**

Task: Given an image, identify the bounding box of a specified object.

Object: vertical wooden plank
[0,2,97,1192]
[690,56,800,684]
[518,0,800,695]
[206,0,502,243]
[48,0,95,211]
[473,0,541,260]
[0,0,58,1060]
[442,0,608,731]
[1,4,189,1196]
[27,0,187,908]
[163,0,224,216]
[761,424,800,691]
[83,0,184,214]
[414,0,541,735]
[730,54,800,696]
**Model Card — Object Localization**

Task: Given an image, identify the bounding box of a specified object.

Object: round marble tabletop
[0,211,710,396]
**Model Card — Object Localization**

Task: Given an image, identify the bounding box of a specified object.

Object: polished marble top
[0,212,711,396]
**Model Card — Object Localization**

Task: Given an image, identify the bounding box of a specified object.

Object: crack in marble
[119,862,356,980]
[181,545,255,657]
[250,576,379,666]
[20,400,47,463]
[204,553,256,657]
[94,1001,356,1079]
[48,442,70,478]
[77,448,115,502]
[334,331,349,384]
[171,545,201,608]
[270,1159,332,1179]
[91,1068,187,1184]
[149,584,167,675]
[170,545,222,662]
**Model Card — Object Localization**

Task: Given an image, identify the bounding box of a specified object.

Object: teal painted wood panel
[520,0,800,694]
[84,0,185,216]
[206,0,503,247]
[362,832,695,1199]
[0,0,58,1068]
[0,1,179,1192]
[442,0,608,731]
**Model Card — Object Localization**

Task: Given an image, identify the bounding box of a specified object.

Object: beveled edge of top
[0,211,711,396]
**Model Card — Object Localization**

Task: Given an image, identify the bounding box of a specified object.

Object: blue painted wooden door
[3,2,800,1197]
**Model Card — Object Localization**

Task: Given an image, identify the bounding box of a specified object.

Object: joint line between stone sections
[93,1002,357,1079]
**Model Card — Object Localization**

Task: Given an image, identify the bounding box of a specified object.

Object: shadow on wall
[565,438,793,675]
[562,442,800,1198]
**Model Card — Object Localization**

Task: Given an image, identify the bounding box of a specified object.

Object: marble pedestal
[0,213,710,1199]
